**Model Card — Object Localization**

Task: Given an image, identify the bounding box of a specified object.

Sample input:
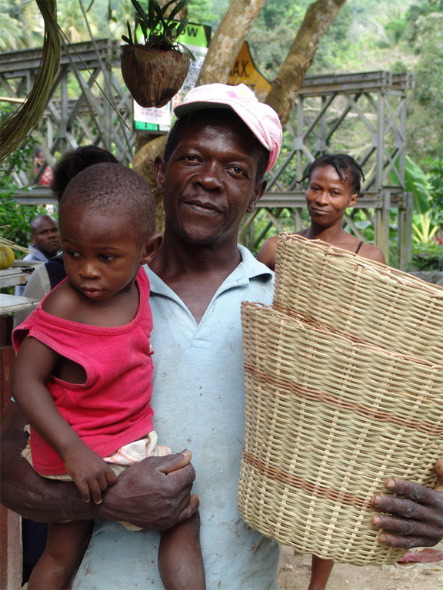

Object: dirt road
[277,543,443,590]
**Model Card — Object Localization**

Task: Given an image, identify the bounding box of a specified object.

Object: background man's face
[32,216,60,258]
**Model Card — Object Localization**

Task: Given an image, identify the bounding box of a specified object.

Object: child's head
[59,163,159,301]
[61,162,156,240]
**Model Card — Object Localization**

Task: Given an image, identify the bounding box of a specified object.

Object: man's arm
[0,401,198,529]
[372,459,443,548]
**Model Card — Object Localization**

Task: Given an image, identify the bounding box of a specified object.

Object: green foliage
[122,0,194,58]
[187,0,215,25]
[410,243,443,271]
[412,212,439,245]
[404,156,431,215]
[427,159,443,227]
[0,107,46,251]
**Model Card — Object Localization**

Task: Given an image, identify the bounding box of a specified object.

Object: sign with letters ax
[228,41,271,102]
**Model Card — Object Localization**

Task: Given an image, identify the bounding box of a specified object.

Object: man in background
[15,214,59,296]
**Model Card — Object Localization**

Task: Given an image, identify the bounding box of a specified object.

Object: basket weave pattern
[238,234,443,565]
[274,235,443,364]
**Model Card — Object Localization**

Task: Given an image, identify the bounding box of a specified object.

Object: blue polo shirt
[73,245,278,590]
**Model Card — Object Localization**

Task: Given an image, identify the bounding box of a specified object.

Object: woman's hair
[51,146,118,201]
[301,153,365,196]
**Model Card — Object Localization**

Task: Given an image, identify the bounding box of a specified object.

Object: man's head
[51,146,118,201]
[156,84,283,248]
[170,83,282,175]
[29,214,60,258]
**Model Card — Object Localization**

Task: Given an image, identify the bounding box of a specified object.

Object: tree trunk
[197,0,267,86]
[265,0,348,125]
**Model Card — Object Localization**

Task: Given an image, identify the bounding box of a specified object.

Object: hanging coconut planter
[121,0,194,109]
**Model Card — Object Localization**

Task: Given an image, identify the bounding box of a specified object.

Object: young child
[12,163,205,590]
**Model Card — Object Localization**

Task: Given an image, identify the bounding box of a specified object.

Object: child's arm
[12,336,117,504]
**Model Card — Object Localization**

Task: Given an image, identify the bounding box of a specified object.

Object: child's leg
[28,520,93,590]
[308,555,334,590]
[158,511,205,590]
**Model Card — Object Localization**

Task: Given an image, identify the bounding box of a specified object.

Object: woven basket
[238,302,443,565]
[273,234,443,364]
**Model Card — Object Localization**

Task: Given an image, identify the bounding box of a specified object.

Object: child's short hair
[302,153,365,196]
[60,163,156,239]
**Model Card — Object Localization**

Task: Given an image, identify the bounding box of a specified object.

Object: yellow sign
[228,41,271,102]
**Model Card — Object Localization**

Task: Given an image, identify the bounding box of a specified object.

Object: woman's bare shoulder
[358,243,386,264]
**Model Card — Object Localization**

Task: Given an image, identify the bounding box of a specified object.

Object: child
[12,163,205,590]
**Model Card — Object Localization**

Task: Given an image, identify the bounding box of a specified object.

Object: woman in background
[257,153,385,272]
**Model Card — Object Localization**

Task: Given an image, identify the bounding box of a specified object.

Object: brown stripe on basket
[243,452,371,510]
[245,363,443,436]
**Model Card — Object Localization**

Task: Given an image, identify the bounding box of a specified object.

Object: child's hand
[63,444,117,504]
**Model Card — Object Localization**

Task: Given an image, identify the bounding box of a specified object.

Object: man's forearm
[1,401,198,530]
[0,402,96,522]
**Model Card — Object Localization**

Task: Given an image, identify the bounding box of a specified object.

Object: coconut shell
[121,45,190,108]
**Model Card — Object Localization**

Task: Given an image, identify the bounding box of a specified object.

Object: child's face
[60,207,150,302]
[305,165,358,227]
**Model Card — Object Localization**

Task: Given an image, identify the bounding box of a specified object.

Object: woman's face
[305,165,358,228]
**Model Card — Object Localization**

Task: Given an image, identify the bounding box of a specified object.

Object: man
[15,214,60,296]
[1,84,442,589]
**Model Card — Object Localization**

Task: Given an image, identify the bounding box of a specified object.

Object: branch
[197,0,267,86]
[266,0,347,126]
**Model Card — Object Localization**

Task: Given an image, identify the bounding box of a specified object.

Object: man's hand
[97,450,198,530]
[371,458,443,548]
[1,402,197,529]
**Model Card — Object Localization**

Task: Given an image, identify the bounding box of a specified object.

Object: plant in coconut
[121,0,194,108]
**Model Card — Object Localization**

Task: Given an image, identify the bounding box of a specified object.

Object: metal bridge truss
[241,71,414,266]
[0,41,413,266]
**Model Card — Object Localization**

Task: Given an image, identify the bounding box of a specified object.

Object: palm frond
[0,0,61,162]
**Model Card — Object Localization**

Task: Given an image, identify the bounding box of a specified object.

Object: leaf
[175,20,188,37]
[405,155,431,215]
[169,0,189,21]
[124,21,133,45]
[132,0,149,24]
[139,20,148,42]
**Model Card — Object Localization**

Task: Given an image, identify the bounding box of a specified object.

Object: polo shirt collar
[145,244,274,297]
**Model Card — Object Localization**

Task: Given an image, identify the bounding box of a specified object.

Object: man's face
[155,114,267,247]
[31,216,60,258]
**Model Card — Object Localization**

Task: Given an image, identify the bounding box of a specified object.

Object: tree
[265,0,347,125]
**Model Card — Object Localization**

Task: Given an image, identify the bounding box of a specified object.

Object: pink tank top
[13,268,155,475]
